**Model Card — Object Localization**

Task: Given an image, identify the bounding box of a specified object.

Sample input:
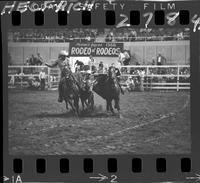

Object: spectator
[176,32,184,40]
[98,61,104,73]
[88,55,94,65]
[75,60,84,72]
[117,49,126,68]
[30,54,36,65]
[156,53,166,65]
[138,69,145,91]
[135,61,140,65]
[123,50,131,65]
[10,75,15,85]
[152,58,156,65]
[39,68,46,90]
[35,53,43,65]
[88,56,96,74]
[8,28,189,43]
[126,76,135,92]
[8,53,12,65]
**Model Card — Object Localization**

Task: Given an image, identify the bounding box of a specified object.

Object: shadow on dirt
[34,111,117,119]
[33,105,119,119]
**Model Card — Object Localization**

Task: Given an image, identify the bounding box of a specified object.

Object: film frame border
[1,0,200,182]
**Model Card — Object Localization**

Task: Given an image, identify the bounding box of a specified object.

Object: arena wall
[8,40,190,65]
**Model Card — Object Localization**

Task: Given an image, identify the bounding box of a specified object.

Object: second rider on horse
[109,63,124,95]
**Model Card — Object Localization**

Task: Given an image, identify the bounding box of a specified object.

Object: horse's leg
[110,100,114,114]
[107,99,114,114]
[114,99,117,109]
[81,97,85,110]
[85,99,89,106]
[65,99,69,110]
[90,94,94,110]
[67,99,74,113]
[115,98,120,112]
[74,96,79,116]
[106,99,109,112]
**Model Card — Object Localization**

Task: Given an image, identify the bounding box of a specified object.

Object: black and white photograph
[8,27,191,155]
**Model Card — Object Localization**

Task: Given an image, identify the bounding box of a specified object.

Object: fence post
[146,66,149,90]
[21,66,23,88]
[47,67,50,89]
[177,65,180,91]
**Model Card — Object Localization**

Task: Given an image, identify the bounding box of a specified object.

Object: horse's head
[61,66,71,79]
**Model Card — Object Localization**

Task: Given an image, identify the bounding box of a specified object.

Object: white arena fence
[8,65,190,91]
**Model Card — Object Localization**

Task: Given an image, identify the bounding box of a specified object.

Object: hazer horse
[79,74,94,111]
[60,67,80,115]
[93,67,121,114]
[73,71,95,111]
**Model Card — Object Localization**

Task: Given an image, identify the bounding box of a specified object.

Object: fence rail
[8,65,190,91]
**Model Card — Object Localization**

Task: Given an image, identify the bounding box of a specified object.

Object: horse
[93,67,121,114]
[60,67,80,115]
[75,60,84,72]
[79,74,94,111]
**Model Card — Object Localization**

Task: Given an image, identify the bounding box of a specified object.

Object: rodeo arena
[8,28,191,155]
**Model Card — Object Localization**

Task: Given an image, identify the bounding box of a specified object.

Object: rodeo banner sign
[69,42,123,57]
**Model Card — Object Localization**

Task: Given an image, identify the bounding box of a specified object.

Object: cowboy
[75,60,84,72]
[98,61,104,73]
[45,50,72,102]
[117,49,125,68]
[123,50,131,66]
[109,63,124,95]
[88,55,96,74]
[84,72,93,92]
[39,68,46,90]
[156,53,166,74]
[156,53,166,66]
[126,76,135,92]
[36,53,43,65]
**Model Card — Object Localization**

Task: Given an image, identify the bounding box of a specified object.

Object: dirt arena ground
[8,89,191,155]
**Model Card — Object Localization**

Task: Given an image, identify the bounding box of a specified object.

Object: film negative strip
[1,0,200,183]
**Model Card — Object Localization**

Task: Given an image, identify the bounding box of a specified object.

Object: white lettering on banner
[96,48,120,56]
[69,43,123,57]
[71,47,92,55]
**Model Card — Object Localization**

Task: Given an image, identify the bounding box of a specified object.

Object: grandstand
[8,28,190,43]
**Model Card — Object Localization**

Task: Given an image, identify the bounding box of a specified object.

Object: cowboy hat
[87,70,92,74]
[59,50,69,57]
